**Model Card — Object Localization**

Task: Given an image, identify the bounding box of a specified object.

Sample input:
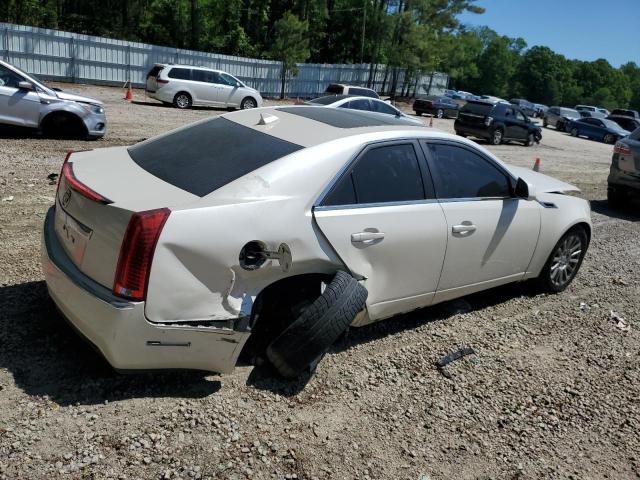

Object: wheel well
[570,222,591,245]
[174,91,191,100]
[241,96,256,106]
[41,111,87,138]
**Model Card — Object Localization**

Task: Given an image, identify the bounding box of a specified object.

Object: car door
[512,109,530,139]
[313,141,448,321]
[421,141,541,303]
[189,69,219,105]
[503,107,525,140]
[0,64,41,128]
[216,73,241,107]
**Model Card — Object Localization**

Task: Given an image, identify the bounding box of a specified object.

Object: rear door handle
[351,231,385,243]
[452,224,477,234]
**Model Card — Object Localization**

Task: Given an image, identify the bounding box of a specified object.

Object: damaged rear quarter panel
[144,141,363,325]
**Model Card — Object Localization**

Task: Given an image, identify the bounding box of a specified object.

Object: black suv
[454,100,542,146]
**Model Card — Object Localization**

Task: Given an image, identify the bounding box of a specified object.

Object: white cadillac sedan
[42,106,591,378]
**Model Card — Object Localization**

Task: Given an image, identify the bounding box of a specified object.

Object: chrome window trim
[315,198,439,212]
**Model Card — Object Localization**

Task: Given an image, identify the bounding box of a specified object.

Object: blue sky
[457,0,640,67]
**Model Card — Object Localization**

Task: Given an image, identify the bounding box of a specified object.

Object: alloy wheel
[176,94,190,109]
[242,98,257,109]
[549,233,583,289]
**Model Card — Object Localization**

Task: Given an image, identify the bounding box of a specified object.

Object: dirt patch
[1,84,639,479]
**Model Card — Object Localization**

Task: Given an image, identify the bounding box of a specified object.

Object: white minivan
[145,64,263,110]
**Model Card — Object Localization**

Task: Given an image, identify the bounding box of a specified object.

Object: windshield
[602,119,626,131]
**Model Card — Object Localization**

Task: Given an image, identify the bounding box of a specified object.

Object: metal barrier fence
[0,22,448,98]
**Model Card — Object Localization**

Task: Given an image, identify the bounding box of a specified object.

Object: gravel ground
[0,84,638,480]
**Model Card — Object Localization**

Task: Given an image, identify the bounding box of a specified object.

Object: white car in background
[42,106,591,378]
[307,94,424,126]
[145,64,263,110]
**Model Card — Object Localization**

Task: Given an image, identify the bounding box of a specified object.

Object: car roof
[219,106,431,148]
[157,63,228,74]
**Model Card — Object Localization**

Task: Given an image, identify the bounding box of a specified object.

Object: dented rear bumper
[41,207,249,373]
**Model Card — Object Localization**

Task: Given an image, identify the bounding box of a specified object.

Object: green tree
[269,11,310,98]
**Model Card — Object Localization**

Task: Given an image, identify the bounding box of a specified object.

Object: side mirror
[515,177,537,201]
[17,81,34,91]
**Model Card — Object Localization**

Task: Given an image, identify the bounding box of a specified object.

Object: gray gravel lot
[1,84,639,480]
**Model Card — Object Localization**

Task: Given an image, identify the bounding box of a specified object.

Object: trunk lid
[54,147,198,289]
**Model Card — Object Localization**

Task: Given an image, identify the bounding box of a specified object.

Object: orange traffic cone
[533,157,540,172]
[429,115,434,127]
[124,82,133,101]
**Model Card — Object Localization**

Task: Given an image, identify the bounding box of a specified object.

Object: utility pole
[360,0,366,64]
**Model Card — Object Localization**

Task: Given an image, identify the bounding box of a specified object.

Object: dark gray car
[608,127,640,206]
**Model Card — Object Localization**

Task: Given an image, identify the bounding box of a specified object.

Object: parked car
[575,105,597,113]
[0,59,106,139]
[510,99,537,117]
[42,106,591,377]
[306,95,424,126]
[575,105,609,116]
[579,110,607,119]
[543,106,581,131]
[480,95,509,104]
[443,89,458,98]
[412,95,460,118]
[610,108,640,120]
[567,117,630,143]
[453,90,477,100]
[533,103,549,118]
[145,64,263,110]
[455,100,542,146]
[607,115,640,132]
[325,83,379,99]
[608,127,640,206]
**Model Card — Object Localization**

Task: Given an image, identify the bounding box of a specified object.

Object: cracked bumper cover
[41,207,249,373]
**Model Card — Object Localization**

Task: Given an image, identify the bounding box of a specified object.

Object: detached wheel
[490,128,503,145]
[173,92,192,109]
[436,108,444,118]
[537,227,588,293]
[240,97,257,109]
[266,271,368,378]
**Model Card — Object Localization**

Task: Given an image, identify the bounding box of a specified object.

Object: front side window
[219,73,239,87]
[168,68,191,80]
[515,110,526,122]
[427,143,511,199]
[322,144,426,206]
[0,65,24,88]
[371,100,398,115]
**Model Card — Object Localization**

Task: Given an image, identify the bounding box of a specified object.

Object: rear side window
[349,87,378,98]
[168,68,191,80]
[325,84,343,95]
[192,69,218,83]
[147,65,163,78]
[128,118,303,197]
[323,144,426,206]
[460,102,492,116]
[346,99,371,111]
[371,100,398,115]
[426,143,510,199]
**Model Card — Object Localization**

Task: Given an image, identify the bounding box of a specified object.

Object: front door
[504,107,527,140]
[314,141,448,321]
[0,64,41,128]
[216,72,241,107]
[421,141,540,303]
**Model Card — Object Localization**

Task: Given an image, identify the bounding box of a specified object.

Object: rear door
[421,141,540,303]
[145,65,163,93]
[313,141,448,321]
[191,69,220,105]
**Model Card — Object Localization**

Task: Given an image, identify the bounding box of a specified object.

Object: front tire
[240,97,257,109]
[524,132,535,147]
[537,227,588,293]
[490,128,503,145]
[570,127,578,137]
[173,92,192,109]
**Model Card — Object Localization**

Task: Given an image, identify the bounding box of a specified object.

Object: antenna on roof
[257,113,279,126]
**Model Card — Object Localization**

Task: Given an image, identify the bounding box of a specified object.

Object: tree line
[2,0,639,109]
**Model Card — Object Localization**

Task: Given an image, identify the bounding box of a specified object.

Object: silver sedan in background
[307,95,425,126]
[0,60,106,139]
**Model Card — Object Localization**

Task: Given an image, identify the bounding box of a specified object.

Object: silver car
[307,95,425,126]
[0,60,106,139]
[145,64,263,110]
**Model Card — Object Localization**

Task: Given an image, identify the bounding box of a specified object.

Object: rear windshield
[308,95,349,105]
[349,87,378,98]
[325,84,344,95]
[147,66,163,78]
[128,118,303,197]
[460,102,493,115]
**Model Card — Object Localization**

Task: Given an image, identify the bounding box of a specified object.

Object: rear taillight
[485,116,494,126]
[113,208,170,301]
[614,142,632,155]
[157,78,169,85]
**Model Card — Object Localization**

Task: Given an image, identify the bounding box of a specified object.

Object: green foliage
[1,0,638,107]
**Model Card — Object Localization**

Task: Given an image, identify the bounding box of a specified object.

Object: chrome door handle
[452,224,477,234]
[351,231,385,243]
